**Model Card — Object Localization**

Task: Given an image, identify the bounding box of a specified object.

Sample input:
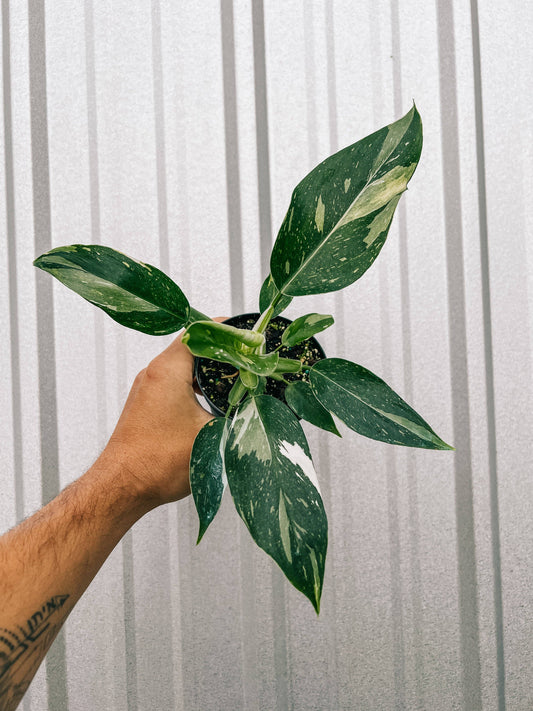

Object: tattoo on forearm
[0,595,70,710]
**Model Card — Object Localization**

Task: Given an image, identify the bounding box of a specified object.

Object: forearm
[0,450,154,711]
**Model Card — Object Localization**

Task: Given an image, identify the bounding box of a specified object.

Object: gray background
[1,0,532,709]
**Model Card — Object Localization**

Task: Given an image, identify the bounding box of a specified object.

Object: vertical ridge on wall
[251,0,272,279]
[117,341,138,711]
[141,7,177,709]
[221,0,245,316]
[150,0,170,274]
[2,0,24,525]
[27,0,68,708]
[390,1,421,706]
[436,1,482,708]
[252,4,290,711]
[220,4,259,709]
[28,2,58,507]
[325,0,347,368]
[376,15,408,697]
[122,530,139,711]
[84,0,109,455]
[469,1,505,707]
[324,0,338,155]
[79,4,121,709]
[368,7,406,708]
[369,5,406,706]
[302,6,340,710]
[84,0,100,246]
[390,0,413,394]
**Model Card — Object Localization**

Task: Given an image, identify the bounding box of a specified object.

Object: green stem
[227,378,247,408]
[269,373,291,384]
[253,291,283,335]
[274,357,302,374]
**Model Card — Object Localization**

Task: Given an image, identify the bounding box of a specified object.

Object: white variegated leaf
[225,395,327,612]
[281,313,334,348]
[34,244,190,335]
[190,418,228,543]
[310,358,453,450]
[284,380,340,437]
[271,106,422,296]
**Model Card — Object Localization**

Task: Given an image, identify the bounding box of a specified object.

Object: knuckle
[145,357,168,382]
[134,368,147,386]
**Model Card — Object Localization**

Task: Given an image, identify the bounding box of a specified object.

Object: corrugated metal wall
[1,1,531,709]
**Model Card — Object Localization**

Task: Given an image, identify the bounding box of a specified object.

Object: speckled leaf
[259,274,293,317]
[285,380,340,437]
[310,358,452,450]
[225,395,327,612]
[281,313,333,348]
[270,106,422,296]
[33,244,190,335]
[182,321,279,375]
[190,418,227,543]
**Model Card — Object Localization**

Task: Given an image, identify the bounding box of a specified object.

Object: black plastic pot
[194,313,326,417]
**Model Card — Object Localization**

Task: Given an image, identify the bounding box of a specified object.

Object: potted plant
[34,105,452,613]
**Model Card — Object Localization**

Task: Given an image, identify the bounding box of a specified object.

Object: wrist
[87,448,160,531]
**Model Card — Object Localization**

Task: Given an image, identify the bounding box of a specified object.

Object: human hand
[102,317,227,507]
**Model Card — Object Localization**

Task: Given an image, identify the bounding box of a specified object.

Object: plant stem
[274,357,302,374]
[253,291,283,335]
[269,373,291,384]
[228,377,247,407]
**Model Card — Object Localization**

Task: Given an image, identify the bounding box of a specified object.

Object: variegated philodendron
[34,105,453,613]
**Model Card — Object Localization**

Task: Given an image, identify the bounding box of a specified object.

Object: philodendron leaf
[225,395,327,612]
[285,380,341,437]
[270,105,422,296]
[190,418,228,543]
[34,244,190,335]
[182,321,279,375]
[310,358,453,450]
[259,274,293,317]
[281,313,334,348]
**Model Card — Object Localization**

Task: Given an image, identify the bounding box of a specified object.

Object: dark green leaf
[285,380,341,437]
[182,321,279,376]
[270,106,422,296]
[281,313,334,348]
[225,395,327,612]
[310,358,452,450]
[34,244,190,335]
[190,418,227,543]
[259,274,293,317]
